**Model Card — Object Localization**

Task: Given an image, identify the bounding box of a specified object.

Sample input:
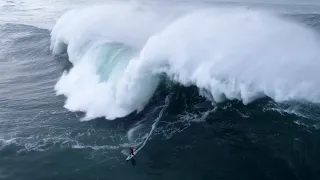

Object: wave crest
[50,4,320,120]
[140,9,320,104]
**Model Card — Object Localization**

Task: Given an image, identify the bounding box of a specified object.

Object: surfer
[129,147,134,156]
[126,147,134,162]
[127,147,136,166]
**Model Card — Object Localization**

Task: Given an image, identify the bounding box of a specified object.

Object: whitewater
[50,3,320,121]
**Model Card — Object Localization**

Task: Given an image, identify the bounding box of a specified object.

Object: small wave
[0,138,17,150]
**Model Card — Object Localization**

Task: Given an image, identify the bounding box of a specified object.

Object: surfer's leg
[131,158,136,166]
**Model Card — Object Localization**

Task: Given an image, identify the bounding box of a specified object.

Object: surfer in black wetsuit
[129,147,134,156]
[127,147,136,166]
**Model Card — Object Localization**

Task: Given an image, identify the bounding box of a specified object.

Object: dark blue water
[1,2,320,180]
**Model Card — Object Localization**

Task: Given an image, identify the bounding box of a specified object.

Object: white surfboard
[126,152,136,161]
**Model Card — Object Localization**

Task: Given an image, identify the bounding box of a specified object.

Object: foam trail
[127,124,143,142]
[126,94,171,157]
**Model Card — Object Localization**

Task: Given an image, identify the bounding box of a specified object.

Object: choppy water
[1,0,320,180]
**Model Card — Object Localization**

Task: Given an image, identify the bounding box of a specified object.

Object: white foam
[140,9,320,104]
[72,144,119,150]
[51,4,320,120]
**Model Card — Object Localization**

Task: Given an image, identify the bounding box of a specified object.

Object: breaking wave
[50,3,320,120]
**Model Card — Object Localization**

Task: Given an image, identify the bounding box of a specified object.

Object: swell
[50,4,320,120]
[0,23,64,104]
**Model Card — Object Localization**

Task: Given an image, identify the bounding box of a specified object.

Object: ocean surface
[1,0,320,179]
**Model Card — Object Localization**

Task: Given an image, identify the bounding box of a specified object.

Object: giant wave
[50,3,320,120]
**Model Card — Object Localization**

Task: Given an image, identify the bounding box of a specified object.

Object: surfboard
[126,152,136,161]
